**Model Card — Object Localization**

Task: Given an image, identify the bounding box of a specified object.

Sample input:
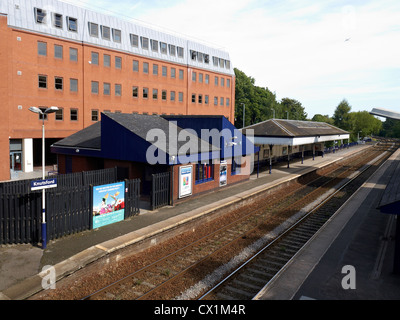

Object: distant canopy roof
[241,119,349,146]
[370,108,400,120]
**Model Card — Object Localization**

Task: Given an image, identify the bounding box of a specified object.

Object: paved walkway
[0,144,383,299]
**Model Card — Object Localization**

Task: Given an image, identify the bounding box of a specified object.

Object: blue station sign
[31,178,58,191]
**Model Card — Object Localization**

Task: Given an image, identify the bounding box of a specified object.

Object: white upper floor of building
[0,0,234,76]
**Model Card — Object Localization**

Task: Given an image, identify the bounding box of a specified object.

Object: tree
[280,98,307,120]
[234,68,279,128]
[312,114,334,125]
[349,111,382,141]
[333,99,352,130]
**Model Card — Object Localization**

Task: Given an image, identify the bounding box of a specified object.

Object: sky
[64,0,400,119]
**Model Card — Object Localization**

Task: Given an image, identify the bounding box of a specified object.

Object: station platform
[255,147,400,300]
[0,143,395,300]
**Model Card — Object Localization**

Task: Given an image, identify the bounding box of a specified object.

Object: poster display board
[179,165,193,198]
[92,181,125,229]
[220,161,227,187]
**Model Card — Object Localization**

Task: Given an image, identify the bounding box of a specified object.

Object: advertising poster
[179,165,192,198]
[220,161,227,187]
[92,181,125,229]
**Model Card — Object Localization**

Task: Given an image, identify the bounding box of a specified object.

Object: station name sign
[31,178,58,191]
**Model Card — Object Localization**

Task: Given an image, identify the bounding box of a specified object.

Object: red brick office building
[0,0,235,181]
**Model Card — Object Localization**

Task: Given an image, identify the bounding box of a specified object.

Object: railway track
[80,143,395,300]
[199,143,395,300]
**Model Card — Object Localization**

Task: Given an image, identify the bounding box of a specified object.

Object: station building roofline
[51,112,257,165]
[241,119,350,146]
[241,119,349,137]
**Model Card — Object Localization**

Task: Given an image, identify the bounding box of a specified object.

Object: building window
[170,91,175,101]
[179,69,184,80]
[198,94,203,104]
[91,110,99,122]
[70,78,78,92]
[221,78,225,87]
[214,97,218,106]
[67,17,78,32]
[192,94,196,103]
[112,29,121,42]
[226,98,230,107]
[88,22,99,37]
[141,37,149,50]
[160,42,167,54]
[192,72,196,82]
[91,81,99,94]
[103,83,111,95]
[103,54,111,67]
[133,60,139,72]
[91,52,99,65]
[143,62,149,74]
[143,87,149,99]
[199,73,203,83]
[38,107,48,121]
[214,76,218,86]
[220,97,224,106]
[205,74,209,84]
[130,34,139,47]
[162,66,167,77]
[69,47,78,61]
[177,46,184,58]
[153,64,158,75]
[169,44,176,56]
[55,108,63,121]
[179,92,183,102]
[132,86,138,98]
[153,89,158,100]
[53,13,63,29]
[38,41,47,56]
[162,90,167,101]
[150,39,158,52]
[101,26,110,40]
[38,75,47,89]
[55,77,63,90]
[195,162,214,184]
[34,8,47,24]
[171,68,176,79]
[115,84,122,96]
[70,109,78,121]
[54,45,63,59]
[227,79,231,88]
[115,56,122,69]
[205,95,209,105]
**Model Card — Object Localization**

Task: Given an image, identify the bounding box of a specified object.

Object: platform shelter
[241,119,350,173]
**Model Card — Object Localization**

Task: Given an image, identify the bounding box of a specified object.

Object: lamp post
[29,106,59,249]
[242,103,245,128]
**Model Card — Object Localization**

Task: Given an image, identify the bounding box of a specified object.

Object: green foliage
[234,68,305,128]
[333,99,352,131]
[380,118,400,138]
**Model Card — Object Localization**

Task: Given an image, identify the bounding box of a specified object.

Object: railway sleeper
[233,279,263,291]
[279,237,308,248]
[223,285,255,299]
[239,273,273,285]
[289,230,314,241]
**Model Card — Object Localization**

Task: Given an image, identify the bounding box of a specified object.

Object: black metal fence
[151,172,171,210]
[0,168,141,245]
